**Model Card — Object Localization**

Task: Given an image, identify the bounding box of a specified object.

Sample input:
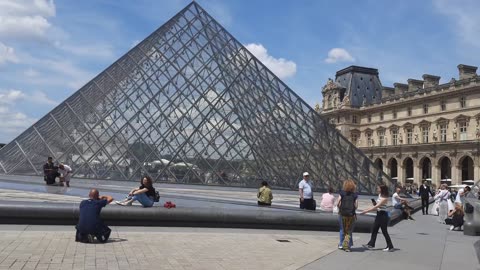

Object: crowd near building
[318,64,480,189]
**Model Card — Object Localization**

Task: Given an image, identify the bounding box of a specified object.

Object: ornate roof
[321,78,344,93]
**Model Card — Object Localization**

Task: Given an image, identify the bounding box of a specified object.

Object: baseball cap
[303,172,310,176]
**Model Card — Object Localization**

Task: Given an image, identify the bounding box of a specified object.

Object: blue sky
[0,0,479,143]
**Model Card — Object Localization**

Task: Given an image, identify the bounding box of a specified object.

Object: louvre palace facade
[319,64,480,188]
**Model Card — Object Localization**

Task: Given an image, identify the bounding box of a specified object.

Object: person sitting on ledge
[76,189,113,243]
[116,176,156,207]
[320,186,336,212]
[392,187,414,220]
[257,181,273,206]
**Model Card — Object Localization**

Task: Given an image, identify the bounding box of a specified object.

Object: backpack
[340,192,356,216]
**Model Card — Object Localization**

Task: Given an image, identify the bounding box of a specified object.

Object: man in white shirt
[299,172,315,210]
[455,186,471,205]
[392,187,414,220]
[58,163,72,187]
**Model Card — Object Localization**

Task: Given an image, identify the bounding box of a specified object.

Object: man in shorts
[58,163,72,187]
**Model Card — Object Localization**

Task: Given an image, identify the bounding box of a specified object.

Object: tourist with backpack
[337,179,358,252]
[361,185,394,252]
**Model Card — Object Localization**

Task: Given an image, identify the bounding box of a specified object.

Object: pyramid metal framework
[0,2,392,194]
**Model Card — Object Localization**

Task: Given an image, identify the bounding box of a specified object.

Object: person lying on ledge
[76,189,113,243]
[115,176,156,207]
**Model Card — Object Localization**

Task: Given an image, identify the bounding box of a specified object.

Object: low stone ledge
[0,197,426,232]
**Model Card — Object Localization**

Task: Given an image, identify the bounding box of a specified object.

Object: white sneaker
[338,246,343,250]
[449,225,454,231]
[382,247,393,252]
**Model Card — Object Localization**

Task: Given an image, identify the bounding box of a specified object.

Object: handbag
[154,191,160,202]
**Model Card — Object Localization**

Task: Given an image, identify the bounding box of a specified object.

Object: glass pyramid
[0,2,392,194]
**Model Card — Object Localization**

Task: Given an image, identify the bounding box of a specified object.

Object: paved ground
[0,175,478,269]
[0,225,339,270]
[301,212,480,270]
[0,211,478,270]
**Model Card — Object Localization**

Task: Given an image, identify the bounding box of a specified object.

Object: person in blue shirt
[75,189,113,243]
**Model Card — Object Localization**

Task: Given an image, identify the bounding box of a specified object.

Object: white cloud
[0,90,25,104]
[0,89,57,106]
[325,48,355,63]
[54,42,115,59]
[0,42,19,64]
[23,56,93,89]
[30,91,58,105]
[24,68,39,77]
[0,105,36,139]
[0,90,34,140]
[0,89,56,142]
[0,0,56,41]
[245,43,297,79]
[433,0,480,47]
[0,0,55,17]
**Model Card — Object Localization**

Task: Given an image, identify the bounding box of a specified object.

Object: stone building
[319,64,480,188]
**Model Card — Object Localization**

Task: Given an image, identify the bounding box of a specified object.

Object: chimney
[382,87,394,97]
[457,64,478,80]
[422,74,441,88]
[407,79,423,91]
[393,83,408,95]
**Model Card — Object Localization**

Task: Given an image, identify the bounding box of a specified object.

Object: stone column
[474,165,480,183]
[398,164,405,186]
[414,165,422,185]
[452,165,461,185]
[432,165,441,188]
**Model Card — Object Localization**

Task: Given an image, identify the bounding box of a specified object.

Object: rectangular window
[380,112,384,121]
[460,121,468,140]
[407,128,413,144]
[392,129,398,146]
[368,114,372,123]
[378,130,385,146]
[351,134,358,145]
[352,115,358,124]
[393,110,397,119]
[422,126,429,143]
[460,97,466,108]
[367,133,373,147]
[337,116,341,123]
[441,100,446,111]
[440,124,447,142]
[407,107,412,116]
[423,104,429,114]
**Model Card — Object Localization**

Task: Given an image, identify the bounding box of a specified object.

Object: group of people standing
[257,173,396,252]
[432,182,470,231]
[417,180,470,231]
